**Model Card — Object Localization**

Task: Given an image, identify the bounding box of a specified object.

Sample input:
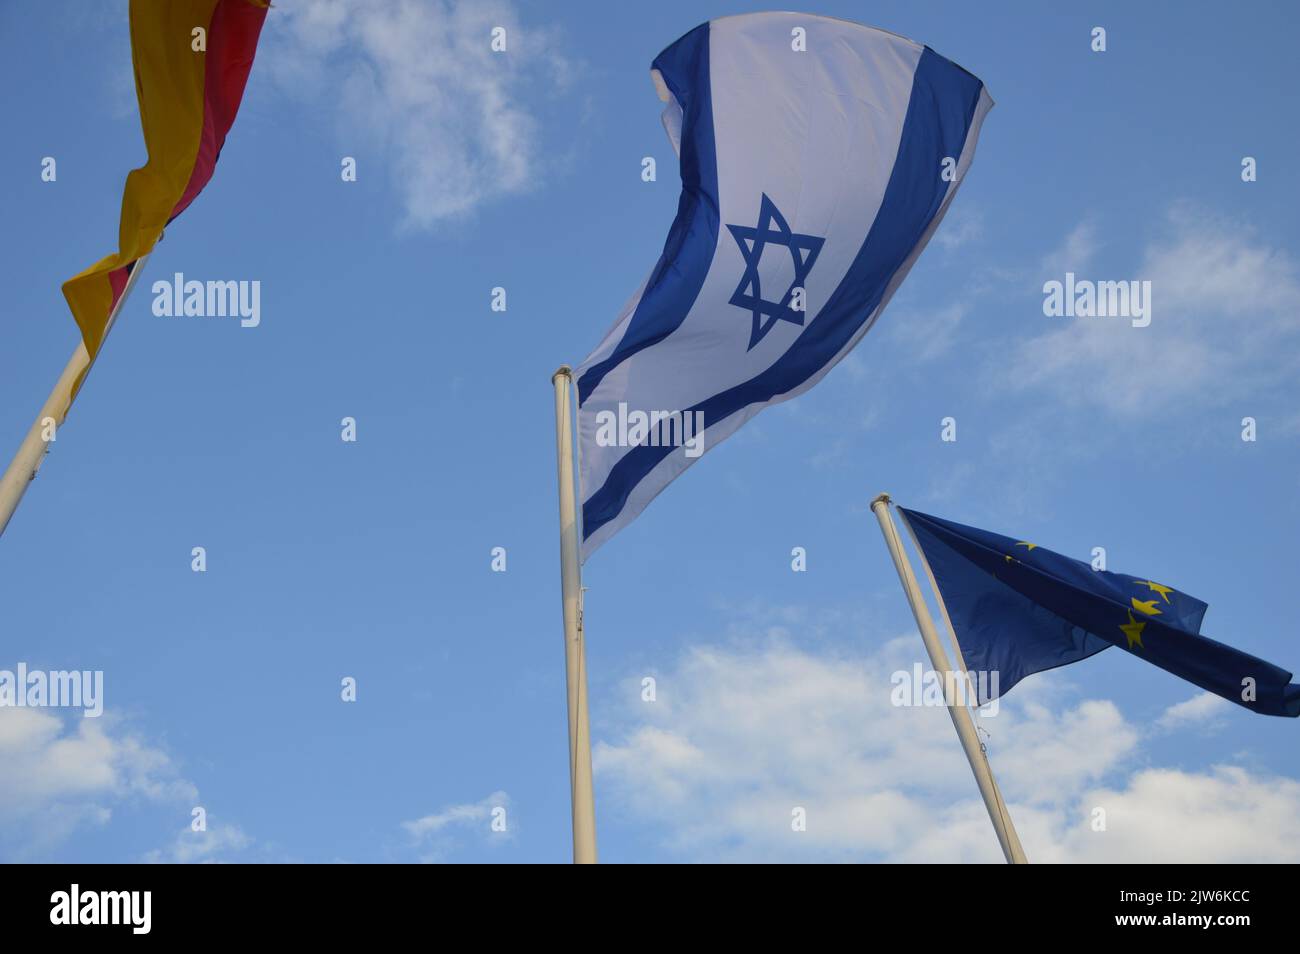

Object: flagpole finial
[552,365,573,384]
[871,492,892,509]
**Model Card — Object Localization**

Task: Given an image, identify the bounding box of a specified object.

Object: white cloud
[1149,204,1300,319]
[264,0,576,228]
[0,708,197,859]
[992,698,1138,805]
[1157,691,1230,732]
[0,707,260,863]
[594,633,1300,862]
[1006,205,1300,414]
[402,790,512,861]
[144,822,254,864]
[1059,765,1300,863]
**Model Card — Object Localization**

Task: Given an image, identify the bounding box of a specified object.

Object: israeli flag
[575,13,992,559]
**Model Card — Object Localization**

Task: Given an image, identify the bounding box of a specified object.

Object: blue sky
[1,0,1298,863]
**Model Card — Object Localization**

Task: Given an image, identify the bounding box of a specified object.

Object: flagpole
[0,254,152,538]
[897,505,1027,864]
[869,492,1028,864]
[551,365,598,864]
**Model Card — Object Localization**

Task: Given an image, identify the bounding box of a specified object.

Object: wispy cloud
[1157,690,1230,732]
[1005,204,1300,414]
[264,0,578,229]
[401,790,512,861]
[144,821,254,864]
[889,302,968,362]
[933,204,983,251]
[1039,220,1099,279]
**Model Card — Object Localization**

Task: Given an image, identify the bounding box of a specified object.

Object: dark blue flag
[900,508,1300,718]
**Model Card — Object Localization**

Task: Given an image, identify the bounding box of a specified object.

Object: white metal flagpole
[0,252,152,538]
[551,365,598,864]
[869,492,1028,864]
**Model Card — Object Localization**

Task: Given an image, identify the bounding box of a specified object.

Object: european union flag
[900,508,1300,718]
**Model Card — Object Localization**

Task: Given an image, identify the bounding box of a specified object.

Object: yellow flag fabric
[60,0,268,404]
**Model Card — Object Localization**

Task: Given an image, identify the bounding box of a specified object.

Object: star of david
[725,193,825,350]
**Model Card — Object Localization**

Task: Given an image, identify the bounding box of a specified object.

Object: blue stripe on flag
[583,47,984,543]
[577,23,720,406]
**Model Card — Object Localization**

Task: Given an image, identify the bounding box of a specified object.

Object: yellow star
[1130,597,1163,617]
[1120,611,1146,651]
[1136,580,1174,603]
[1016,541,1038,551]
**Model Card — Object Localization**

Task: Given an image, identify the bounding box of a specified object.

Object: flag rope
[870,493,1028,863]
[896,503,1026,861]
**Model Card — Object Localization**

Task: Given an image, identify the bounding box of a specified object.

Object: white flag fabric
[574,13,993,560]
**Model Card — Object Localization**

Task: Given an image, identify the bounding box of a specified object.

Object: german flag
[61,0,269,402]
